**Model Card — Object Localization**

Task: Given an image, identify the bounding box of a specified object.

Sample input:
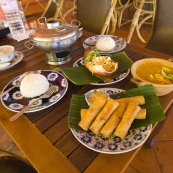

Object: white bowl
[85,89,109,106]
[131,58,173,96]
[0,45,14,63]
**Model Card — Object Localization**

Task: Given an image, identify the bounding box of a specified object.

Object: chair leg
[109,9,118,34]
[41,0,53,17]
[116,2,133,28]
[23,0,45,12]
[126,0,146,43]
[136,14,152,43]
[23,0,31,12]
[126,8,142,43]
[100,0,118,35]
[72,0,77,18]
[53,0,66,21]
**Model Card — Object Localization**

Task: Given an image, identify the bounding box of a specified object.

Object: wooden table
[0,30,172,173]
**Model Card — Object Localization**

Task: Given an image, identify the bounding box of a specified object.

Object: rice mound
[20,74,49,98]
[96,37,116,51]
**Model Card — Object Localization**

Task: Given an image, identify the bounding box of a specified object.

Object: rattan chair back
[146,0,173,56]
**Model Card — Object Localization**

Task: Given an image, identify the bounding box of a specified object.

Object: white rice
[20,74,49,98]
[96,37,116,51]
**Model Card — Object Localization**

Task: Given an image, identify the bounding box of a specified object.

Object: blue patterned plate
[1,70,68,113]
[0,51,23,70]
[83,35,126,54]
[70,88,152,154]
[73,57,130,85]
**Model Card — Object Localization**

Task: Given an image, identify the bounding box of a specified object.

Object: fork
[9,85,58,121]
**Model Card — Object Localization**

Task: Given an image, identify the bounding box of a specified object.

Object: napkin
[7,29,34,42]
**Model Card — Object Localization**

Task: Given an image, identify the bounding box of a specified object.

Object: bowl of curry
[131,58,173,96]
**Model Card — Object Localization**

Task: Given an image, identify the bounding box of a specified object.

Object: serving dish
[1,70,68,113]
[57,52,133,85]
[26,20,82,52]
[131,58,173,96]
[71,124,152,154]
[68,85,166,153]
[83,35,126,54]
[73,57,130,85]
[0,51,23,70]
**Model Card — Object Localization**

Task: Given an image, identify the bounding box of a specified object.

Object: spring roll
[135,109,146,119]
[78,95,107,131]
[114,102,141,139]
[116,95,145,105]
[89,98,119,135]
[80,109,88,119]
[100,102,126,138]
[81,107,146,120]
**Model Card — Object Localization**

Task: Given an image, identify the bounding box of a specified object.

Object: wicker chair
[41,0,60,20]
[146,0,173,56]
[126,0,156,43]
[0,150,37,173]
[22,0,45,12]
[56,0,117,35]
[75,0,110,34]
[115,0,134,28]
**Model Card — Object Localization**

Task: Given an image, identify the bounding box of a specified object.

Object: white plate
[0,51,23,70]
[1,70,68,113]
[70,88,152,154]
[73,57,130,85]
[83,35,126,54]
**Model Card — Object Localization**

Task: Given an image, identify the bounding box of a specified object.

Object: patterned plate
[83,35,126,54]
[73,57,130,85]
[0,51,23,70]
[70,88,152,154]
[1,70,68,113]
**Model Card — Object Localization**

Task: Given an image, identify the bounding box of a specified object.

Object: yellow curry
[136,61,173,84]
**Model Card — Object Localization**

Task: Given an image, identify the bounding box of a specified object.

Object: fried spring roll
[78,95,107,131]
[80,109,88,119]
[135,109,146,119]
[114,102,141,139]
[81,108,146,120]
[89,98,119,135]
[100,102,126,138]
[116,95,145,105]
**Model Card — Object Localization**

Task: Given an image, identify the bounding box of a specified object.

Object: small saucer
[0,51,23,70]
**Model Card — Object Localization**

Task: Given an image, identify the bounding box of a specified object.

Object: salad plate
[83,35,126,54]
[1,70,68,113]
[0,51,23,70]
[73,57,130,85]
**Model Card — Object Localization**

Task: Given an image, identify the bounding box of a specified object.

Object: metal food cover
[29,24,77,42]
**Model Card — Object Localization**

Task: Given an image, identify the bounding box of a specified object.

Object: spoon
[0,71,34,99]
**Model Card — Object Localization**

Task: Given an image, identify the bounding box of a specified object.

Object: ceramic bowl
[131,58,173,96]
[85,89,109,106]
[0,45,14,63]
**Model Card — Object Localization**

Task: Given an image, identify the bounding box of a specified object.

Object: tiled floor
[1,2,173,173]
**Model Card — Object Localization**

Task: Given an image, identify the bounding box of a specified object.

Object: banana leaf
[68,85,166,131]
[54,52,133,85]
